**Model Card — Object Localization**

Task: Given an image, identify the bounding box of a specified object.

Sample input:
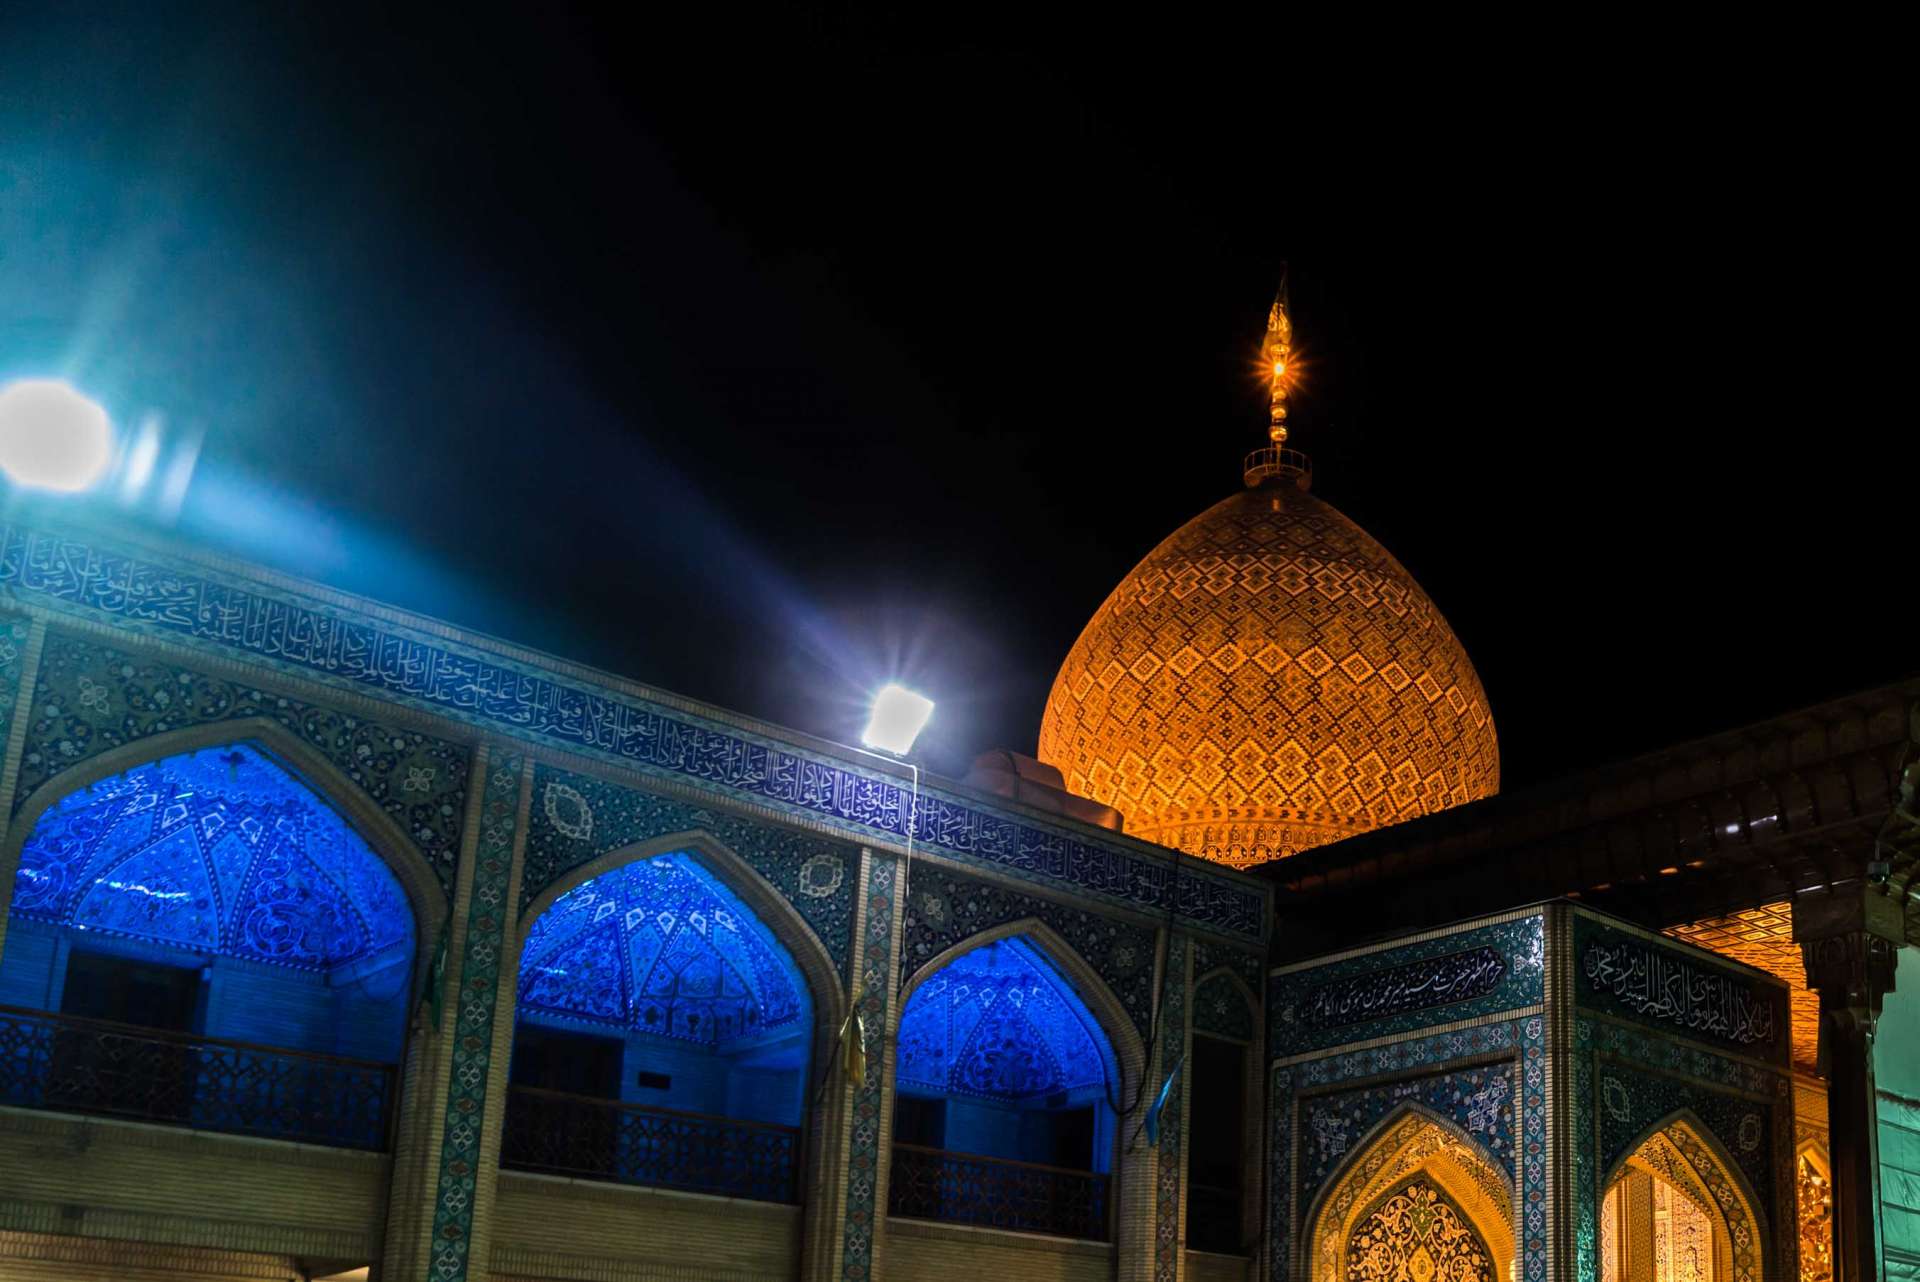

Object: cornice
[0,512,1270,944]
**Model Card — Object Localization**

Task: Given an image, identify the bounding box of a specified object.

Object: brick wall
[0,1231,304,1282]
[1181,1249,1253,1282]
[884,1216,1112,1281]
[488,1170,801,1281]
[0,1109,387,1263]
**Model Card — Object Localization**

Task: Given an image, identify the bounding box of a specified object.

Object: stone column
[1795,886,1902,1282]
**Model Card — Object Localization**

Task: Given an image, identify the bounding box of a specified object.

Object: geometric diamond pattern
[1038,481,1500,869]
[1664,901,1819,1074]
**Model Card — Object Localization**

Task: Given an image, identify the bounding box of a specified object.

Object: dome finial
[1244,266,1312,490]
[1263,266,1295,447]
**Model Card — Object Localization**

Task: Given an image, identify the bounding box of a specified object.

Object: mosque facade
[0,303,1912,1282]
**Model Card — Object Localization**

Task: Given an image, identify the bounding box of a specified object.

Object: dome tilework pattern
[1037,483,1498,869]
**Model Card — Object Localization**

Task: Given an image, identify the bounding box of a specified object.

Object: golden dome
[1037,474,1499,869]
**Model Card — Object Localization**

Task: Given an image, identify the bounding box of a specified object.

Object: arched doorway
[1305,1107,1515,1282]
[0,739,429,1149]
[1796,1142,1833,1282]
[888,933,1121,1240]
[502,846,816,1203]
[1598,1118,1765,1282]
[1186,966,1260,1257]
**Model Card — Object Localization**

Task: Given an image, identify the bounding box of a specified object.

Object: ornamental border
[0,522,1265,942]
[1268,1016,1547,1282]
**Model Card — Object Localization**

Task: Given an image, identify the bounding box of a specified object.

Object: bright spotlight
[862,683,934,756]
[0,380,113,492]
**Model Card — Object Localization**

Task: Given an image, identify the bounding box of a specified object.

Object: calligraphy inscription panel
[1574,916,1786,1064]
[1297,947,1507,1033]
[0,523,1266,940]
[1271,915,1545,1057]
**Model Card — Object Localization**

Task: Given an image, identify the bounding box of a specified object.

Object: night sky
[2,6,1906,786]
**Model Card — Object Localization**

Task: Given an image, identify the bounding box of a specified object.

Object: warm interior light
[1272,360,1287,377]
[0,379,113,492]
[862,683,934,756]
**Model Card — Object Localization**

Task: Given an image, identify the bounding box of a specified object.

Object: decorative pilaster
[837,851,900,1281]
[0,614,43,955]
[1545,903,1575,1282]
[1154,932,1190,1282]
[379,747,529,1282]
[1796,887,1902,1282]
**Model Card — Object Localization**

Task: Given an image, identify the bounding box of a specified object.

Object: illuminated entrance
[1306,1107,1514,1282]
[1599,1119,1764,1282]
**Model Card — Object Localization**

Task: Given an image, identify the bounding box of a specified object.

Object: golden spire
[1262,268,1295,447]
[1243,268,1312,491]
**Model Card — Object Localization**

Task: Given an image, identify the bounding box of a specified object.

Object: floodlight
[0,380,113,492]
[862,683,934,756]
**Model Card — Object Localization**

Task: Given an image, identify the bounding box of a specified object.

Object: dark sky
[1,5,1906,785]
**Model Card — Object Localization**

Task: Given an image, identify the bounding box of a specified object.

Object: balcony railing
[500,1085,801,1204]
[888,1142,1111,1240]
[0,1003,395,1150]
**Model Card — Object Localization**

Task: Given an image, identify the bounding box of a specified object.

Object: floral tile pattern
[840,856,896,1281]
[1570,1014,1794,1282]
[1155,934,1187,1282]
[1193,936,1264,995]
[18,632,470,893]
[898,866,1156,1039]
[1271,1016,1547,1282]
[1297,1061,1519,1207]
[429,751,522,1282]
[1193,969,1255,1041]
[522,763,857,979]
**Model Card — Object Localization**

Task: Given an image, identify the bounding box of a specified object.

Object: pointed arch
[893,915,1147,1089]
[1188,963,1261,1254]
[1194,964,1257,1012]
[1192,964,1258,1041]
[886,916,1151,1264]
[513,829,847,1078]
[0,716,448,1001]
[1304,1102,1515,1282]
[1601,1109,1767,1282]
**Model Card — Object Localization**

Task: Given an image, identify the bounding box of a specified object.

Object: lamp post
[830,684,934,1090]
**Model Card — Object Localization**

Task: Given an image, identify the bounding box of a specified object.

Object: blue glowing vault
[517,853,806,1046]
[10,744,414,972]
[896,938,1112,1101]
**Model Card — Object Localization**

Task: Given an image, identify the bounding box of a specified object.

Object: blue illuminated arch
[896,937,1113,1101]
[517,851,807,1047]
[9,743,414,972]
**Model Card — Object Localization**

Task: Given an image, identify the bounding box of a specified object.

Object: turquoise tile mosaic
[1270,914,1545,1058]
[1572,914,1789,1068]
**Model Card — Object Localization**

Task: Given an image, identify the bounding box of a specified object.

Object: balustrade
[500,1085,801,1204]
[887,1141,1110,1240]
[0,1004,394,1150]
